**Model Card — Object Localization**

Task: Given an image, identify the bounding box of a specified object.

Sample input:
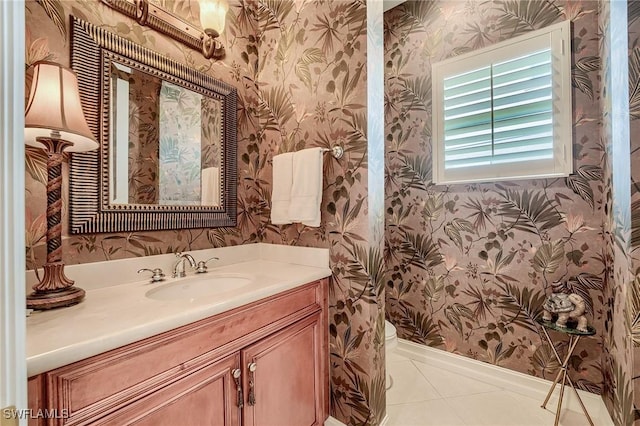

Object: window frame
[431,20,572,185]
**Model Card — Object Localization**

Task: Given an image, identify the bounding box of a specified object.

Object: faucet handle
[195,257,219,274]
[138,268,166,283]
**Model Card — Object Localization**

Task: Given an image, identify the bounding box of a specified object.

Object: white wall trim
[395,340,614,426]
[324,416,347,426]
[0,0,27,423]
[324,414,387,426]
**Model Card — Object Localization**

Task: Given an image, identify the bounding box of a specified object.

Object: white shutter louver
[432,20,572,184]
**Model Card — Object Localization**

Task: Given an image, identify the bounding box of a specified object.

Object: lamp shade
[24,61,98,153]
[199,0,228,35]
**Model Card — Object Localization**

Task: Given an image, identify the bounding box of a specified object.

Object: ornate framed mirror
[69,16,237,233]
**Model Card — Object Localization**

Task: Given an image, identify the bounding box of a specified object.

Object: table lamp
[24,61,98,310]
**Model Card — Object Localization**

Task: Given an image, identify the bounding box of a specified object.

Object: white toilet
[385,320,398,390]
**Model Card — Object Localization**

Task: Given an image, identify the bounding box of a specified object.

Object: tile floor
[385,351,594,426]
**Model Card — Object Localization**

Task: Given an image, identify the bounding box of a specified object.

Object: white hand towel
[289,147,323,227]
[201,166,220,206]
[271,152,294,224]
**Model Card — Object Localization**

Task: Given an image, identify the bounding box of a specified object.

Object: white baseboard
[325,414,388,426]
[395,339,614,426]
[324,416,346,426]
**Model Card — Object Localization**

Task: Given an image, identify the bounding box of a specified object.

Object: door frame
[0,0,27,424]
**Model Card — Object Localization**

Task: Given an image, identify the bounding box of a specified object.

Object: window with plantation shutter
[432,20,572,184]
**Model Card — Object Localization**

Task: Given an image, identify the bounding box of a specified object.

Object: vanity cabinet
[28,279,328,426]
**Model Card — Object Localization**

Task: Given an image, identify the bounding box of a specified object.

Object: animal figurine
[542,293,574,320]
[542,292,589,332]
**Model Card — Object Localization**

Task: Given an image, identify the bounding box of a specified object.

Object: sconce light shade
[199,0,228,35]
[25,61,98,152]
[102,0,227,60]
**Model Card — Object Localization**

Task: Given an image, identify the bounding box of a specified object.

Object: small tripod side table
[537,319,596,426]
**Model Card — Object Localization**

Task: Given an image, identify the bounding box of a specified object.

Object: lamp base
[27,287,85,310]
[27,262,85,310]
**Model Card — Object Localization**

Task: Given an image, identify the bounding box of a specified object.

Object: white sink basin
[146,273,254,301]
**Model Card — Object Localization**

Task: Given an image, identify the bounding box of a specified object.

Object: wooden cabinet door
[99,354,241,426]
[241,313,325,426]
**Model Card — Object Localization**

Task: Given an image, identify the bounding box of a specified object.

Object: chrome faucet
[195,257,219,273]
[137,268,166,283]
[172,252,197,278]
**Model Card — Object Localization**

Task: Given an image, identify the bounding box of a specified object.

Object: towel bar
[321,145,344,159]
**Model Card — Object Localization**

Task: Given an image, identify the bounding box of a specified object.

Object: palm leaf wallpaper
[25,0,384,424]
[385,1,635,424]
[22,0,640,424]
[256,3,385,423]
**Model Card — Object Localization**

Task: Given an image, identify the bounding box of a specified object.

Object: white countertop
[26,244,331,376]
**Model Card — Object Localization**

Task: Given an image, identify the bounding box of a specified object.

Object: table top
[537,319,596,336]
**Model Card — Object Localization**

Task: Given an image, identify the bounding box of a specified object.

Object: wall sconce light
[24,61,98,310]
[200,0,228,59]
[102,0,228,60]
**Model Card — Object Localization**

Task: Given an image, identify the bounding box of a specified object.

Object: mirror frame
[69,17,237,234]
